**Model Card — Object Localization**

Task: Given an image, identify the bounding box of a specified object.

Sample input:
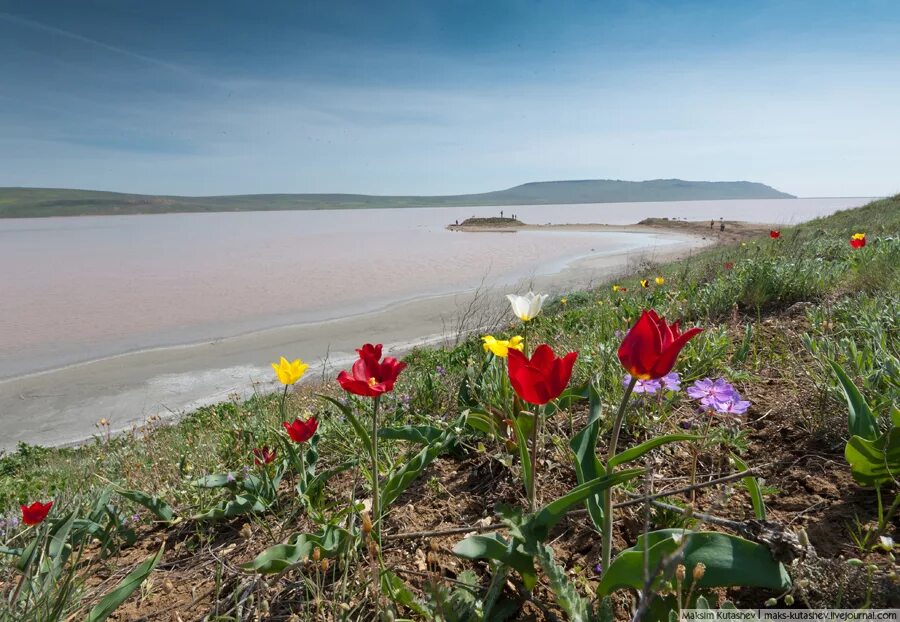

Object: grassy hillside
[1,196,896,620]
[0,179,794,218]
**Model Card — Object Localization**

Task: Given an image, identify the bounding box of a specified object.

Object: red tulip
[283,417,318,444]
[253,445,277,465]
[850,233,866,248]
[618,310,703,380]
[507,344,578,405]
[769,230,780,239]
[724,262,734,270]
[21,501,53,526]
[337,343,407,397]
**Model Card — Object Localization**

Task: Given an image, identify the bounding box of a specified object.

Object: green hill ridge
[0,179,794,218]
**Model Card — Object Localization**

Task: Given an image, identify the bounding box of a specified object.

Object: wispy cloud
[0,11,193,77]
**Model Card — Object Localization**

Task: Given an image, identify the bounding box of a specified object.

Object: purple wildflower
[679,420,694,430]
[593,562,603,575]
[623,373,661,394]
[436,365,446,377]
[226,472,236,483]
[711,396,751,415]
[687,378,738,406]
[660,372,681,392]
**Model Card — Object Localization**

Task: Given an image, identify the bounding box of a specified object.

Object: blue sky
[1,0,898,197]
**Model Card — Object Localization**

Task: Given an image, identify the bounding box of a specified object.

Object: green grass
[0,195,897,620]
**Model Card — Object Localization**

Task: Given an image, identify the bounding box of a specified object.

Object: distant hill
[0,179,795,218]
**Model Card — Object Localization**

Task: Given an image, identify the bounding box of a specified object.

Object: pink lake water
[0,197,868,379]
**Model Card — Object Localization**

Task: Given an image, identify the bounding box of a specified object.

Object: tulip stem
[371,395,381,539]
[528,404,544,513]
[601,375,637,573]
[279,384,289,422]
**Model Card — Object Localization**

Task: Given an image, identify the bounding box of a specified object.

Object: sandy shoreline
[0,227,710,450]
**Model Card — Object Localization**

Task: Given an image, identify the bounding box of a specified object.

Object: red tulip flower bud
[337,343,407,397]
[507,344,578,405]
[618,310,702,380]
[283,417,318,444]
[21,501,53,526]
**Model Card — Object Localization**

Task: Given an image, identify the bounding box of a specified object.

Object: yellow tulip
[640,279,649,288]
[272,356,309,385]
[560,298,568,305]
[482,335,525,358]
[612,284,621,292]
[655,276,665,285]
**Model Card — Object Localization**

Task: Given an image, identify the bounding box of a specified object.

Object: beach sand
[0,227,710,450]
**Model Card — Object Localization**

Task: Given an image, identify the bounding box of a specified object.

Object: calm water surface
[0,197,867,378]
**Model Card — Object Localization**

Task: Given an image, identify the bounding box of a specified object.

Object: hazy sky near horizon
[1,1,898,197]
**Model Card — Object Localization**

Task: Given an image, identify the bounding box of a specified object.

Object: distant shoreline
[448,216,776,245]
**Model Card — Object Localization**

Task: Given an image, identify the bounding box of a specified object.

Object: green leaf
[569,385,605,530]
[191,474,234,488]
[0,546,23,557]
[608,434,699,469]
[381,570,430,617]
[730,453,766,520]
[510,412,533,498]
[115,488,175,522]
[84,543,164,622]
[534,542,592,622]
[845,430,900,487]
[300,458,357,497]
[453,533,537,590]
[318,394,373,456]
[381,437,450,509]
[546,382,588,414]
[597,530,791,597]
[192,494,268,521]
[830,360,878,441]
[379,425,444,445]
[464,410,497,437]
[528,469,643,541]
[241,526,349,574]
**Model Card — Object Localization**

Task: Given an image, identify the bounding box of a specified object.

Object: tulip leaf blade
[830,360,879,441]
[84,543,165,622]
[463,409,497,437]
[318,394,373,456]
[241,526,349,574]
[528,469,643,541]
[510,412,533,499]
[729,453,766,520]
[114,488,175,522]
[607,434,700,469]
[453,533,537,590]
[381,426,456,509]
[378,424,444,445]
[597,530,791,597]
[844,431,900,487]
[381,443,442,509]
[568,385,605,530]
[191,474,234,489]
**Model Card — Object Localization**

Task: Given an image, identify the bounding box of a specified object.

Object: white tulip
[506,291,549,322]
